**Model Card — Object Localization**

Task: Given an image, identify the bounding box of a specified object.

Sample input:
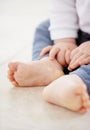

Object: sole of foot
[43,74,90,113]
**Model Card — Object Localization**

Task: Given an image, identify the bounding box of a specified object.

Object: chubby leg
[8,57,64,87]
[43,74,90,113]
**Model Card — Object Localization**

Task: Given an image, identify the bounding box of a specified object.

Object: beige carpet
[0,63,90,130]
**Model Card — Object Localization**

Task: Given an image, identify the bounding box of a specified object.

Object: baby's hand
[68,41,90,70]
[40,41,77,66]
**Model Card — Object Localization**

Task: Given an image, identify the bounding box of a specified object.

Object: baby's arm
[41,0,78,67]
[40,38,77,66]
[68,41,90,70]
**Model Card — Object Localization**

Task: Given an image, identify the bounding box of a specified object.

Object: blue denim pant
[32,20,90,93]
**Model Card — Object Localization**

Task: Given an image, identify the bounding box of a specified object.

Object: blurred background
[0,0,49,64]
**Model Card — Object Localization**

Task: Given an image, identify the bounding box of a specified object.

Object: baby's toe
[82,91,90,107]
[8,70,14,76]
[12,81,18,87]
[8,62,18,71]
[79,89,90,113]
[79,107,87,114]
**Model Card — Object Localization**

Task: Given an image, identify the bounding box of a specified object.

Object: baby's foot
[8,57,64,87]
[43,74,90,113]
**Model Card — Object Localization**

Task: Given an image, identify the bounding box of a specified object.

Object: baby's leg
[43,65,90,113]
[8,20,64,87]
[70,64,90,94]
[32,20,53,61]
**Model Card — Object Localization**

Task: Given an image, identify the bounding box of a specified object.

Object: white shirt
[49,0,90,40]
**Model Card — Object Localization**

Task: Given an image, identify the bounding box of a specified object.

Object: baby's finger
[57,50,67,66]
[68,54,86,70]
[70,48,79,60]
[69,52,82,66]
[79,56,90,65]
[40,46,52,56]
[68,60,80,71]
[49,47,60,60]
[65,50,71,65]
